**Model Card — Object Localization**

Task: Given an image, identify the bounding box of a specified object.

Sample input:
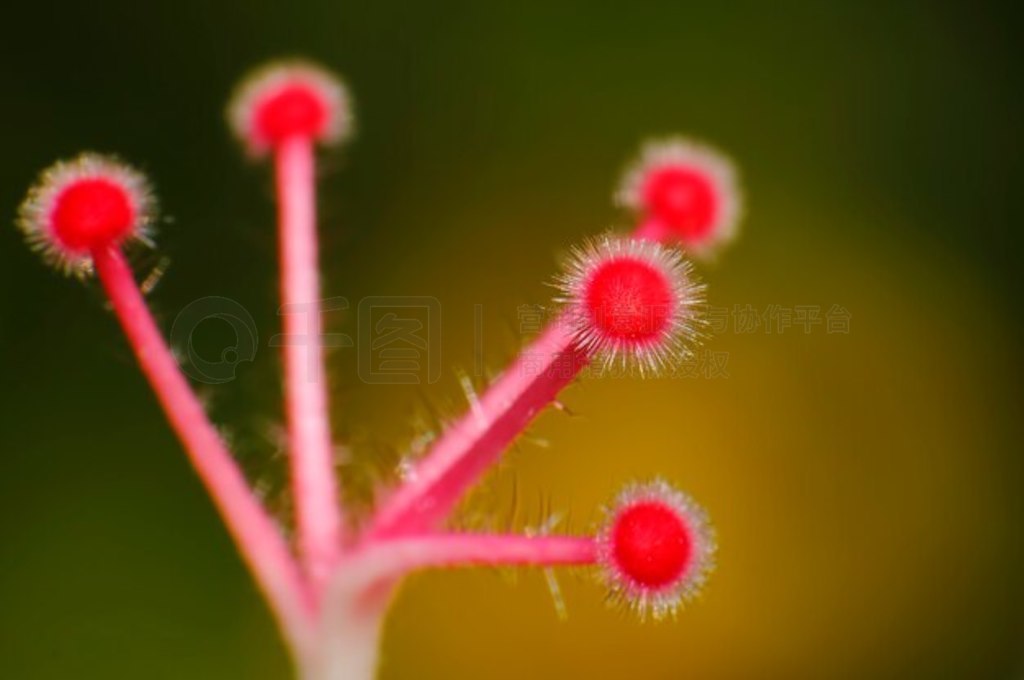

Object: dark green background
[1,2,1022,678]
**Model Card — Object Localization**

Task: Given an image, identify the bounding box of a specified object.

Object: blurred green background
[1,1,1022,678]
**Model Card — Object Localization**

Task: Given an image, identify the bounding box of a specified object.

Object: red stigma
[642,166,717,240]
[612,500,692,589]
[51,178,135,252]
[254,83,330,145]
[585,258,673,344]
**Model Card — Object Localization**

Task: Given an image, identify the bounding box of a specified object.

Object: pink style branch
[14,59,743,679]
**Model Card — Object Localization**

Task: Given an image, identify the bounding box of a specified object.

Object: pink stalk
[352,533,598,577]
[368,225,690,540]
[275,135,342,589]
[91,245,315,657]
[313,532,596,679]
[368,320,590,538]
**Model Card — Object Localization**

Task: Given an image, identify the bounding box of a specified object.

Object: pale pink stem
[356,533,597,576]
[368,319,590,538]
[91,245,315,657]
[314,533,595,680]
[275,135,342,589]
